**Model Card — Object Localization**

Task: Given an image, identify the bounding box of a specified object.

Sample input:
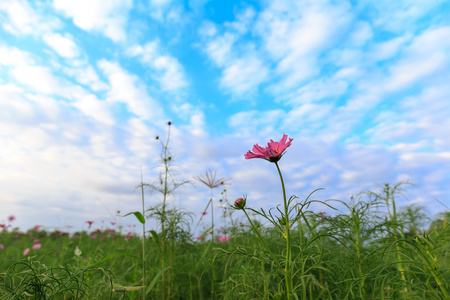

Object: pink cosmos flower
[23,248,30,256]
[0,244,4,250]
[218,236,231,242]
[32,243,41,250]
[244,134,293,162]
[8,215,16,222]
[85,220,94,229]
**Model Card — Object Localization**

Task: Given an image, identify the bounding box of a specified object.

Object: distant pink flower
[33,239,41,243]
[0,244,4,250]
[318,211,327,221]
[218,236,231,242]
[23,248,30,256]
[32,243,41,250]
[110,221,117,225]
[91,235,97,239]
[34,225,40,231]
[8,215,16,222]
[85,220,94,229]
[0,224,6,229]
[244,134,293,163]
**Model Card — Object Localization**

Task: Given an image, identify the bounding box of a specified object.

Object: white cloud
[220,56,268,96]
[201,30,235,67]
[228,110,286,137]
[126,41,187,91]
[11,63,86,99]
[0,0,59,36]
[363,0,448,33]
[385,27,450,91]
[256,0,353,88]
[283,103,334,133]
[149,0,181,22]
[72,94,115,125]
[347,21,373,47]
[98,59,165,122]
[200,1,354,97]
[63,65,109,91]
[0,45,34,66]
[366,83,450,151]
[281,76,348,106]
[369,34,411,62]
[53,0,133,42]
[199,8,268,96]
[153,55,187,91]
[0,45,87,99]
[43,33,80,58]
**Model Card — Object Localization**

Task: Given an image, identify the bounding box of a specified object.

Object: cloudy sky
[1,0,449,233]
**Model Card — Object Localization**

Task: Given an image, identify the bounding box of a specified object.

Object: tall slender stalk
[140,168,146,300]
[275,161,293,300]
[144,121,188,300]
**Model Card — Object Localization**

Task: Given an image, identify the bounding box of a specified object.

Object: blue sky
[1,0,450,233]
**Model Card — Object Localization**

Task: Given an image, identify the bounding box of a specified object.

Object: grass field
[1,184,449,299]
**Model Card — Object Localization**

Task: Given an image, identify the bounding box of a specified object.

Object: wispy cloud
[126,41,188,92]
[199,7,269,97]
[42,33,80,58]
[98,59,165,122]
[52,0,133,42]
[0,0,60,36]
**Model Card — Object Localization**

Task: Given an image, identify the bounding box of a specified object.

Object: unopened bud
[234,197,246,210]
[168,121,172,126]
[278,216,287,226]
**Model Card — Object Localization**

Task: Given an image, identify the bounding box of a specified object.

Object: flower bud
[278,216,287,225]
[234,197,246,210]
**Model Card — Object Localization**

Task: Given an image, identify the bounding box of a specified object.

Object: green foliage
[0,256,113,299]
[0,194,449,299]
[1,177,449,300]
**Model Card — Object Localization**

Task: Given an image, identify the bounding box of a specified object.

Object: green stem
[275,161,293,300]
[140,168,146,300]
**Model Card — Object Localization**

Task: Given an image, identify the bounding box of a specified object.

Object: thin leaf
[122,211,146,224]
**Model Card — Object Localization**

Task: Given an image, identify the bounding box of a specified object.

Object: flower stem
[275,161,293,300]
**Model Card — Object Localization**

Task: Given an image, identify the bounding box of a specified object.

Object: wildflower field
[1,130,449,299]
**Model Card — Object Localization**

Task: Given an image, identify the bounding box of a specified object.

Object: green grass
[1,194,449,299]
